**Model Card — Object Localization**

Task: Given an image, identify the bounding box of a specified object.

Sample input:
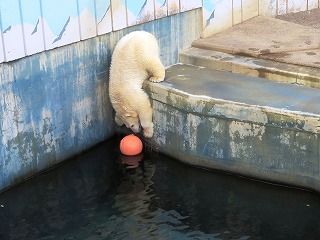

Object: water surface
[0,137,319,239]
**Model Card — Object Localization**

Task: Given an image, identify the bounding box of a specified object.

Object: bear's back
[109,31,160,89]
[111,31,159,68]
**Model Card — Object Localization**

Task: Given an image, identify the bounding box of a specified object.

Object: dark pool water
[0,137,320,240]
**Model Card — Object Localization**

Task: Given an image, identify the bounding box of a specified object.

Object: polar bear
[109,31,165,138]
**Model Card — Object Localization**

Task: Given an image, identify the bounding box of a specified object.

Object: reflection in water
[120,153,144,169]
[0,137,320,239]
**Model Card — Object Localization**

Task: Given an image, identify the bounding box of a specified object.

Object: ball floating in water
[120,134,143,156]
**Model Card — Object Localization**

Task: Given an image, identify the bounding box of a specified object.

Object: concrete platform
[143,64,320,192]
[160,64,320,114]
[180,47,320,88]
[192,16,320,69]
[276,8,320,29]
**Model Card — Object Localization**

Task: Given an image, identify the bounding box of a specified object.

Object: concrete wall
[202,0,261,37]
[151,96,319,192]
[144,65,320,192]
[0,0,202,63]
[202,0,320,38]
[2,1,317,62]
[260,0,319,17]
[0,9,202,192]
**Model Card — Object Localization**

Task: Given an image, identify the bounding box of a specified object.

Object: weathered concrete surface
[0,9,202,192]
[276,8,320,30]
[193,16,320,69]
[180,47,320,88]
[262,49,320,69]
[144,64,320,192]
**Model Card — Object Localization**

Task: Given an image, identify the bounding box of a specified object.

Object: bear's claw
[143,128,154,138]
[149,76,164,83]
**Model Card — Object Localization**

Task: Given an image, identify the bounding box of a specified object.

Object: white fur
[109,31,165,138]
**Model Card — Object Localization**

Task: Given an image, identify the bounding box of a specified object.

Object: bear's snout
[130,124,141,134]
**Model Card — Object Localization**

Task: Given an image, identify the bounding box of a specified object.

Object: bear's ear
[125,111,138,117]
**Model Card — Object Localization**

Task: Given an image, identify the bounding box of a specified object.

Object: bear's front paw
[143,127,154,138]
[149,76,164,83]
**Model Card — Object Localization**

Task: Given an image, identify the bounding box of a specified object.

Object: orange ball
[120,134,143,156]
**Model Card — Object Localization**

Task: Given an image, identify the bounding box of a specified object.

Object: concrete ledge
[145,64,320,192]
[180,47,320,89]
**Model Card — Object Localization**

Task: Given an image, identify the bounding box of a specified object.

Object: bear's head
[123,112,141,134]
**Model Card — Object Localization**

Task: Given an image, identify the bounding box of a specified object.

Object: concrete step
[192,16,320,69]
[180,47,320,89]
[144,63,320,192]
